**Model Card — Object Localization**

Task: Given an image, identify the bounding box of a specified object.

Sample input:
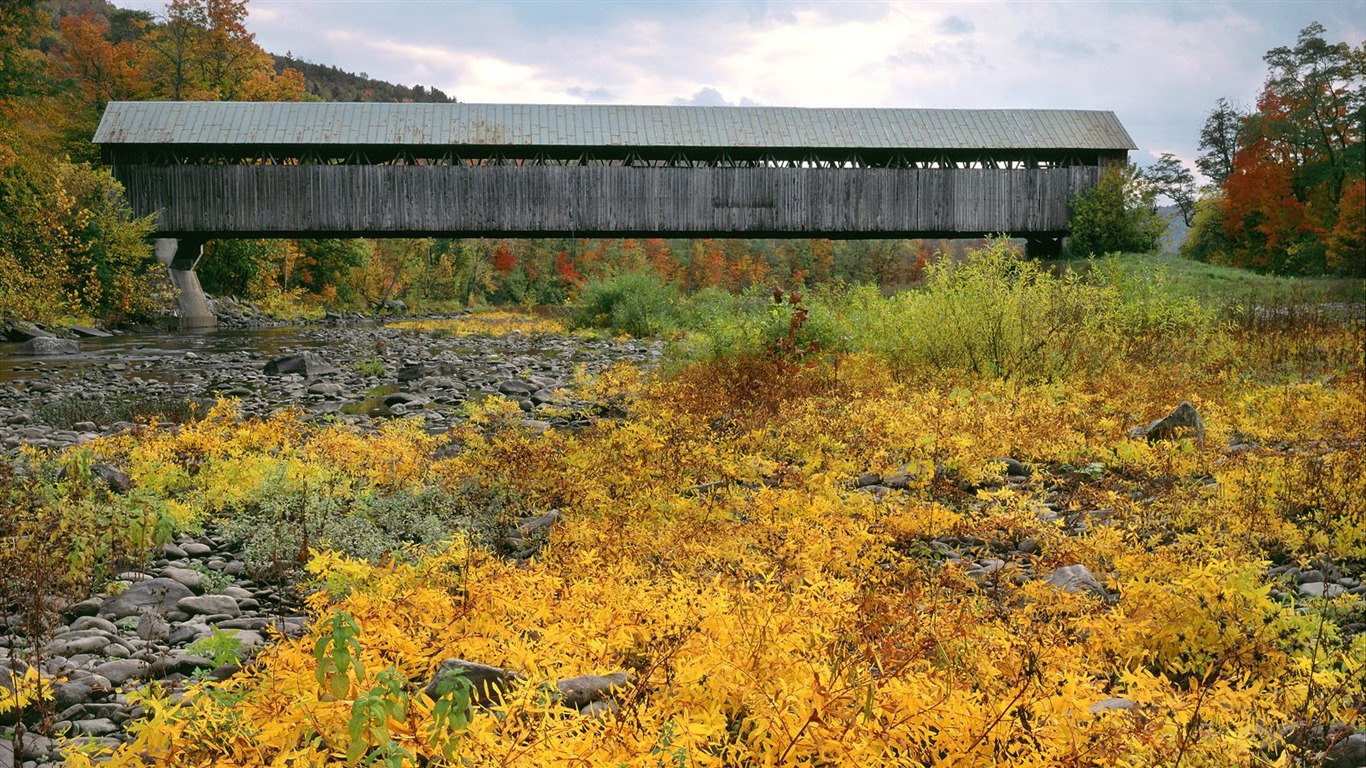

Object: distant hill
[43,0,455,104]
[272,54,455,103]
[1157,205,1190,254]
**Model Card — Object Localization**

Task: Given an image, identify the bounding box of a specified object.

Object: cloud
[937,15,974,36]
[671,87,761,107]
[203,0,1366,166]
[566,85,615,102]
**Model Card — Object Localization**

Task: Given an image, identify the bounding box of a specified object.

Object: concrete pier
[154,238,215,330]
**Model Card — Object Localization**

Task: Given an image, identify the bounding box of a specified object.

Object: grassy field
[4,246,1364,767]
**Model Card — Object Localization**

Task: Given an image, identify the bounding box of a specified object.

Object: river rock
[264,352,338,377]
[94,464,132,494]
[176,594,241,618]
[1129,401,1205,443]
[67,616,119,634]
[1044,564,1110,600]
[69,325,112,338]
[161,567,204,592]
[425,659,523,706]
[148,652,214,678]
[556,672,632,709]
[92,659,149,687]
[994,457,1029,477]
[102,578,195,619]
[1323,733,1366,768]
[18,337,80,355]
[2,321,53,342]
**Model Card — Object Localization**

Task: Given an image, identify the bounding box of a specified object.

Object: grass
[1057,253,1366,308]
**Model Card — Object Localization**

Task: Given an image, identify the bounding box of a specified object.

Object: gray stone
[180,541,212,557]
[856,471,881,488]
[68,324,112,338]
[45,635,110,658]
[1324,733,1366,768]
[63,597,103,619]
[51,679,98,709]
[581,699,619,720]
[994,457,1029,477]
[264,352,338,377]
[92,659,149,687]
[425,659,523,706]
[17,337,79,356]
[161,567,204,592]
[69,717,119,736]
[1299,582,1347,599]
[94,464,132,493]
[1089,697,1135,714]
[516,510,561,537]
[148,652,214,678]
[102,578,195,619]
[556,672,632,709]
[1129,401,1205,443]
[1044,565,1110,600]
[67,616,118,634]
[1,320,52,342]
[137,613,170,642]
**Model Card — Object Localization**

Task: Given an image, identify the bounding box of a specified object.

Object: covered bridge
[94,101,1135,326]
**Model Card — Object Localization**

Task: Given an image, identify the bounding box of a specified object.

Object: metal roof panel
[94,102,1139,151]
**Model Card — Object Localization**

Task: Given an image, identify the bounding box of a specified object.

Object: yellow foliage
[42,337,1366,766]
[388,311,565,337]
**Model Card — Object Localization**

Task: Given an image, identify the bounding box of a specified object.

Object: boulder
[556,672,632,709]
[69,325,112,338]
[94,464,132,494]
[102,578,195,619]
[1044,564,1111,600]
[264,352,338,377]
[425,659,523,706]
[2,321,53,342]
[1129,401,1205,443]
[1323,733,1366,768]
[176,594,241,618]
[92,659,149,687]
[994,457,1030,477]
[18,337,80,355]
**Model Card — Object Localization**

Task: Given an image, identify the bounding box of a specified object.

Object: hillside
[271,54,456,103]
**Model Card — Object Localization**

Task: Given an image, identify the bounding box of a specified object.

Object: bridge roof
[95,102,1136,151]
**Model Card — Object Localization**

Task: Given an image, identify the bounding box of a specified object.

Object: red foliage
[492,242,516,273]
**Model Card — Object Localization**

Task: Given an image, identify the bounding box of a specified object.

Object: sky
[110,0,1366,174]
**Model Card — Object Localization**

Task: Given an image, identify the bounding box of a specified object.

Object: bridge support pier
[154,238,215,330]
[1025,236,1064,260]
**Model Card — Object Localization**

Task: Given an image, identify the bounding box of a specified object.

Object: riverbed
[0,319,661,454]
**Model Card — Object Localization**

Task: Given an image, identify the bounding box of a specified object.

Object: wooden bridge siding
[118,165,1101,236]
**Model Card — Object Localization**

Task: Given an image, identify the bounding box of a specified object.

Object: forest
[1,2,1364,767]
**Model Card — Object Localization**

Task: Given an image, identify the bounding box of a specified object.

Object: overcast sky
[112,0,1365,174]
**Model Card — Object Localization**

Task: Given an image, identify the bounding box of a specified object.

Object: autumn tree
[137,0,304,101]
[1186,22,1364,275]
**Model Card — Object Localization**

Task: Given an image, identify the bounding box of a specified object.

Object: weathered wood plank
[119,165,1100,238]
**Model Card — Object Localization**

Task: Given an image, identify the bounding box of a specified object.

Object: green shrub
[845,239,1105,380]
[1067,164,1166,256]
[570,271,681,337]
